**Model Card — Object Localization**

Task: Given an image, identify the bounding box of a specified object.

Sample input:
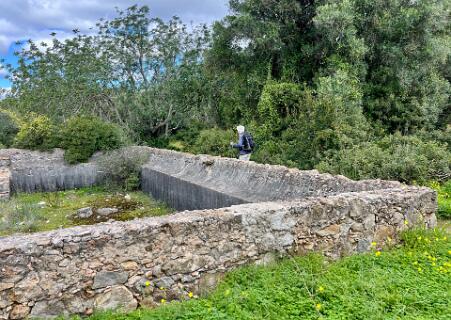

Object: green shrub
[59,116,125,164]
[190,128,236,158]
[0,109,20,147]
[317,133,451,184]
[13,115,58,150]
[98,148,148,191]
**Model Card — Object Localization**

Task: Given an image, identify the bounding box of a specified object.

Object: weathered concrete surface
[0,149,101,193]
[0,187,436,319]
[0,157,11,200]
[140,147,401,210]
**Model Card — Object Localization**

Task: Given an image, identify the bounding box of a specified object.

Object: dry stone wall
[0,147,438,319]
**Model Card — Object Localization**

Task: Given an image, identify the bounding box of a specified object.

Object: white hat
[236,125,245,133]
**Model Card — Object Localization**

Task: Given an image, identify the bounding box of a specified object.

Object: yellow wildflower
[371,242,377,247]
[417,236,422,241]
[448,250,451,255]
[375,251,381,257]
[159,287,165,290]
[145,281,151,287]
[315,303,322,311]
[160,299,166,304]
[318,286,325,293]
[404,220,409,225]
[188,292,194,298]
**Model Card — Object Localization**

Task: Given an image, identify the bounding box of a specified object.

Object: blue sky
[0,0,229,89]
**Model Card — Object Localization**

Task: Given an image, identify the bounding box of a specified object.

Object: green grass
[428,180,451,220]
[73,228,450,320]
[0,187,173,236]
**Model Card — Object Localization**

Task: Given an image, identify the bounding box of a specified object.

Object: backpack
[243,132,255,151]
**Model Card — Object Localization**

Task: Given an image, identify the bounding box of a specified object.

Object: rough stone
[9,305,29,320]
[29,300,67,319]
[76,207,93,219]
[96,208,119,216]
[92,271,128,289]
[316,224,341,237]
[121,261,139,271]
[94,286,137,312]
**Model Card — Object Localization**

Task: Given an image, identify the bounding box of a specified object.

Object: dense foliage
[0,1,449,182]
[12,114,125,163]
[59,117,124,163]
[0,109,19,147]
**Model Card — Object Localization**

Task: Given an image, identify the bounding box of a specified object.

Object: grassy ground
[0,187,173,236]
[72,227,450,320]
[428,180,451,220]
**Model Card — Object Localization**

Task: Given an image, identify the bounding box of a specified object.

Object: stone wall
[0,146,438,319]
[0,187,436,319]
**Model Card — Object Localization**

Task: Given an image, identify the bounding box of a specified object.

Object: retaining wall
[0,149,101,194]
[0,188,437,319]
[0,147,438,319]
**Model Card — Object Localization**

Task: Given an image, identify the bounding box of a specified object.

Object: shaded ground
[0,187,173,236]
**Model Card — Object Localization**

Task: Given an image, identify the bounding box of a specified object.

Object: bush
[317,133,451,184]
[98,148,148,191]
[59,116,125,164]
[0,109,19,147]
[13,115,58,150]
[190,128,236,158]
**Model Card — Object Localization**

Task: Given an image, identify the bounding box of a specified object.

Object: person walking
[230,125,254,161]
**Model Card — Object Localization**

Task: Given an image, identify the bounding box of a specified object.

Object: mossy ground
[0,187,173,236]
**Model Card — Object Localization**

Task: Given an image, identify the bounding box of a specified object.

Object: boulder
[96,208,119,216]
[94,286,137,312]
[76,207,93,219]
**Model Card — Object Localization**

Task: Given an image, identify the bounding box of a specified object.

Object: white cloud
[0,0,228,53]
[0,67,8,77]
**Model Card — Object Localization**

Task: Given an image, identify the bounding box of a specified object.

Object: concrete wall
[0,157,10,200]
[141,147,402,204]
[141,167,247,211]
[0,188,436,319]
[0,149,101,194]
